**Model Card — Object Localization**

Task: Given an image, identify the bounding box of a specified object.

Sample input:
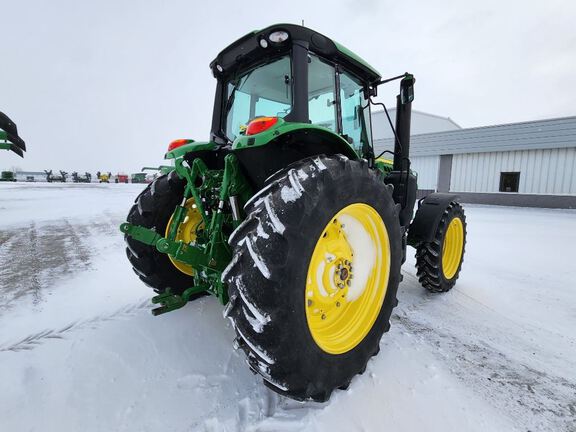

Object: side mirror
[400,74,415,105]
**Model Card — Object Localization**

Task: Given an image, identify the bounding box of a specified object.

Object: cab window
[307,54,337,132]
[339,70,372,153]
[225,56,292,141]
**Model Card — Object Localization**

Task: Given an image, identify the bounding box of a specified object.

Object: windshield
[224,56,292,141]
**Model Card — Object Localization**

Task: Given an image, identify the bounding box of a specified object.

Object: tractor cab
[209,24,380,159]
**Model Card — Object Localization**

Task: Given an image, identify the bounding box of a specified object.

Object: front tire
[415,202,467,292]
[224,155,402,401]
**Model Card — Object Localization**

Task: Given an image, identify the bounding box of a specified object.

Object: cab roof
[210,23,381,84]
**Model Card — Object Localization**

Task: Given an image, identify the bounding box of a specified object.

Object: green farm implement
[130,172,148,183]
[121,24,467,401]
[0,171,16,181]
[0,112,26,158]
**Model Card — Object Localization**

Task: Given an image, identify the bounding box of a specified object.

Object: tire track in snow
[0,217,120,310]
[0,299,150,352]
[393,313,576,432]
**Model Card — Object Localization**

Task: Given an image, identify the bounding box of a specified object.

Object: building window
[499,172,520,192]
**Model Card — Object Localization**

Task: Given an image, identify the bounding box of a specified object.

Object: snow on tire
[224,155,403,401]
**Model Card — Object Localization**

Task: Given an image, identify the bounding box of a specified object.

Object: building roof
[373,108,461,128]
[371,108,461,140]
[374,115,576,157]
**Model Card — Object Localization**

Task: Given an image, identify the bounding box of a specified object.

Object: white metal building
[371,109,461,140]
[374,116,576,208]
[14,171,48,182]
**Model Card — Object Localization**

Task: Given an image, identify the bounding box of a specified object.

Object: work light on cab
[246,117,278,135]
[269,30,289,43]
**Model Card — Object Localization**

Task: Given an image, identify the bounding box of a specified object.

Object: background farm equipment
[141,166,173,182]
[97,171,111,183]
[0,171,16,181]
[130,172,148,183]
[44,170,68,182]
[0,112,26,158]
[115,174,129,183]
[142,165,174,175]
[71,172,92,183]
[121,24,467,402]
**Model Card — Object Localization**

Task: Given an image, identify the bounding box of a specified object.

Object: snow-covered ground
[1,182,575,432]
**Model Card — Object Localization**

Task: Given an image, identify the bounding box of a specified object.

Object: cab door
[338,69,373,157]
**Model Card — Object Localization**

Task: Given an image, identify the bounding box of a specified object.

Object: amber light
[246,117,278,135]
[167,139,192,152]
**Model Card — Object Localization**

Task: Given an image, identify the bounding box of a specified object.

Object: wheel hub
[442,217,464,279]
[305,203,391,355]
[165,198,204,276]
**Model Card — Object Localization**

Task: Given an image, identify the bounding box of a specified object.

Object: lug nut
[307,299,313,307]
[321,314,326,320]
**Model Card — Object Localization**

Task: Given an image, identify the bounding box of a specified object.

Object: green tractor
[121,24,467,401]
[0,112,26,158]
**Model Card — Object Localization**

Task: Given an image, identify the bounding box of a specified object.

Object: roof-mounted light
[268,30,289,44]
[259,38,269,48]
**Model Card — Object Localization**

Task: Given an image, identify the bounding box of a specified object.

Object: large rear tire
[224,155,402,401]
[124,171,203,297]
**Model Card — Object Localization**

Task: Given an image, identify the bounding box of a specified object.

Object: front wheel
[415,202,467,292]
[224,155,402,401]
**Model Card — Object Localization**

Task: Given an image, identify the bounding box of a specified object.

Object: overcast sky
[2,0,575,173]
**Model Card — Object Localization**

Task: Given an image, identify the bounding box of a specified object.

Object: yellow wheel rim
[165,198,203,276]
[305,203,391,355]
[442,217,464,280]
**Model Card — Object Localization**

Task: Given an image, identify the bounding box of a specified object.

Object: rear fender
[233,119,357,159]
[233,126,359,189]
[407,193,459,246]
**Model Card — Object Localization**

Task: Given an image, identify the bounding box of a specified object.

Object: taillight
[246,117,278,135]
[167,139,192,152]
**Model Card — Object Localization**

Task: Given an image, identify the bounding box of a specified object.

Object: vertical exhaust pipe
[393,74,415,172]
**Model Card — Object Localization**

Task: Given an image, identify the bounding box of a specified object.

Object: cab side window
[339,70,372,153]
[307,54,337,132]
